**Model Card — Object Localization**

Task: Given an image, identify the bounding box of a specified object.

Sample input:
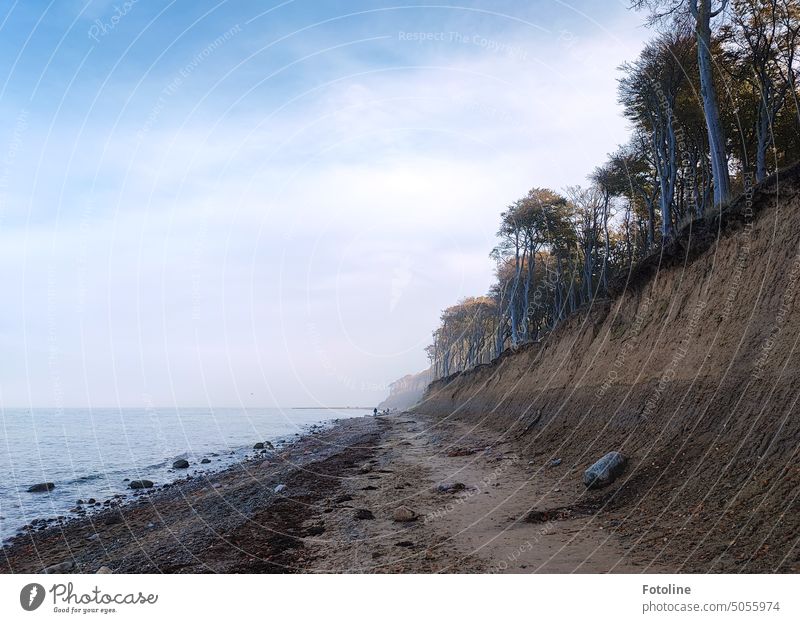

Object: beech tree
[632,0,732,205]
[427,0,800,381]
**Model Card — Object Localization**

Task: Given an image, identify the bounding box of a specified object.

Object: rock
[172,459,189,469]
[43,560,74,574]
[27,482,55,493]
[96,566,113,574]
[395,541,414,547]
[354,509,375,520]
[392,506,417,522]
[76,499,84,505]
[200,458,211,464]
[583,451,627,489]
[437,482,466,494]
[87,498,96,504]
[129,480,154,489]
[264,441,275,450]
[359,463,373,474]
[274,484,287,493]
[547,458,563,468]
[446,447,477,457]
[104,513,123,526]
[305,525,325,536]
[253,442,265,449]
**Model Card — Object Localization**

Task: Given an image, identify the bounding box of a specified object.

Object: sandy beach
[2,412,684,574]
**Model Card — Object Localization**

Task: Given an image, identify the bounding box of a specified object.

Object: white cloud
[0,7,648,407]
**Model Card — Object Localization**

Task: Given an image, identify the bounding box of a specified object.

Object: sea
[0,407,367,541]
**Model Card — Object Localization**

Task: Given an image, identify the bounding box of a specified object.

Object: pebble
[43,561,74,574]
[392,506,417,522]
[437,482,466,494]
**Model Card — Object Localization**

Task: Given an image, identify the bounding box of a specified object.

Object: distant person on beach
[373,408,378,416]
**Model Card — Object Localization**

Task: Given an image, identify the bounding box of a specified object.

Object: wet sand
[1,412,671,573]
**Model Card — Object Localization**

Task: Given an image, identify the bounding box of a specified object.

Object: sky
[0,0,649,409]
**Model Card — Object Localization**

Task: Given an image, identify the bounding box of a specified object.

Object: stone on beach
[200,458,211,464]
[274,484,287,493]
[43,560,74,574]
[583,451,627,489]
[27,482,55,493]
[129,480,154,489]
[436,482,466,494]
[172,459,190,469]
[96,566,113,574]
[354,508,374,520]
[392,506,417,522]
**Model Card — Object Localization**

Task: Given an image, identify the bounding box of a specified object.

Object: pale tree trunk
[691,0,731,206]
[756,97,770,182]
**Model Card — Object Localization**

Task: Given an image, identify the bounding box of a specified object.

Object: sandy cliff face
[416,164,800,571]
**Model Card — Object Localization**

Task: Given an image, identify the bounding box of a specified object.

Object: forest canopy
[426,0,800,381]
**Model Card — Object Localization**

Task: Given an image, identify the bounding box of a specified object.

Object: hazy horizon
[0,0,647,408]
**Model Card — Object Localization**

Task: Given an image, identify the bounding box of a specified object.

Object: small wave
[73,473,104,483]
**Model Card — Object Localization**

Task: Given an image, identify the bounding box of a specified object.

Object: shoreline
[0,412,366,545]
[4,410,766,574]
[1,415,382,573]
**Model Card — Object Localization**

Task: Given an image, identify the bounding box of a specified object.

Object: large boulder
[27,483,55,493]
[129,480,154,489]
[172,459,189,469]
[583,452,627,489]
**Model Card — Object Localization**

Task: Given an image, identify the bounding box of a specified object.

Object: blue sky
[0,0,648,408]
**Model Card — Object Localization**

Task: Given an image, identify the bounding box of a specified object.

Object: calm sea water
[0,407,366,541]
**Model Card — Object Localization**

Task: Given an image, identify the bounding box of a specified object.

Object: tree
[632,0,733,205]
